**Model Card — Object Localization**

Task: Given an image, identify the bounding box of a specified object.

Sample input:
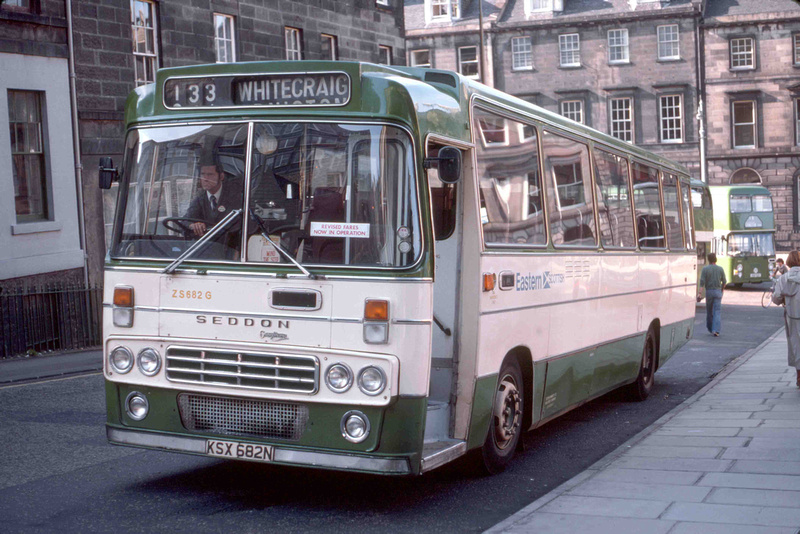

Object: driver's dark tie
[210,195,218,213]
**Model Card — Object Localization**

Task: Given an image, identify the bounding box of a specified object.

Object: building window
[378,45,392,65]
[796,98,800,145]
[794,34,800,66]
[8,90,48,222]
[608,29,629,64]
[410,49,431,68]
[559,34,580,67]
[285,27,302,60]
[430,0,460,21]
[730,37,754,69]
[458,46,479,79]
[131,0,158,86]
[2,0,33,12]
[376,0,390,6]
[657,24,679,60]
[321,34,337,60]
[511,37,533,71]
[213,14,235,63]
[561,100,583,124]
[528,0,554,12]
[610,97,633,142]
[733,100,756,148]
[660,94,683,143]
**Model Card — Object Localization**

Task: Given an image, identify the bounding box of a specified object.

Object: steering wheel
[162,217,208,235]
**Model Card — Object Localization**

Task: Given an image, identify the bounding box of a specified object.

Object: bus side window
[593,148,635,249]
[662,172,683,250]
[541,130,596,248]
[631,162,665,249]
[428,144,458,241]
[679,180,695,249]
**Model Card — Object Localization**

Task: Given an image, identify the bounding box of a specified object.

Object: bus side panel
[466,374,498,450]
[658,316,694,369]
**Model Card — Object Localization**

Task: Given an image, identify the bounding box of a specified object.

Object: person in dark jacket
[699,252,726,337]
[185,162,243,236]
[771,250,800,388]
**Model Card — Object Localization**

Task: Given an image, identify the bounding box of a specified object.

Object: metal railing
[0,284,102,359]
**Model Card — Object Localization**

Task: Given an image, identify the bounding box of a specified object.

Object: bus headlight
[358,366,386,396]
[137,348,161,376]
[125,391,149,421]
[736,264,743,277]
[109,346,134,374]
[325,363,353,393]
[341,410,370,443]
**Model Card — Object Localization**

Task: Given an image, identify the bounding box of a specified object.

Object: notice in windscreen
[310,222,370,238]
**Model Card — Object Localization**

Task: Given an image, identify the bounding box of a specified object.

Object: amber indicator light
[113,287,134,307]
[483,273,496,292]
[364,299,389,321]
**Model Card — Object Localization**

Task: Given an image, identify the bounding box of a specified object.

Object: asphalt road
[0,286,786,533]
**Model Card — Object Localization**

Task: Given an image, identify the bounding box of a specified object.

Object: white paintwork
[0,53,83,279]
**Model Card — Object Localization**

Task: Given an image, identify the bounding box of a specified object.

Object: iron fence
[0,284,102,359]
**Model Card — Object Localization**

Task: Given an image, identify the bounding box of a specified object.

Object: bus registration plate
[206,440,273,462]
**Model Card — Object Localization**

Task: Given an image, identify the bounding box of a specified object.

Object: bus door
[425,141,463,441]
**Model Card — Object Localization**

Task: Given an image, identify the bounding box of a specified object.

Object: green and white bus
[690,180,713,300]
[709,185,775,286]
[101,61,697,475]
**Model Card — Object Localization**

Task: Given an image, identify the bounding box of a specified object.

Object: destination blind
[163,72,351,109]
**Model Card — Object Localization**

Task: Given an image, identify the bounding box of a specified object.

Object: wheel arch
[504,346,533,432]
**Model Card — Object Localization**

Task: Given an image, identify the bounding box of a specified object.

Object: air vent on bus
[269,289,321,310]
[424,72,457,88]
[166,347,319,394]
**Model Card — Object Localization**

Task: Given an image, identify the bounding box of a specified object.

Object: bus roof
[126,60,689,176]
[708,184,771,196]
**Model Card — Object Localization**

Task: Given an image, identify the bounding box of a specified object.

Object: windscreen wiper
[249,208,321,280]
[163,209,242,275]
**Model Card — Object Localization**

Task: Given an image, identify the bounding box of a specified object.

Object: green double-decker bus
[709,185,775,286]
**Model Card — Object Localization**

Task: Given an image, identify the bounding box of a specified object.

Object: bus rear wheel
[626,329,656,401]
[481,358,524,474]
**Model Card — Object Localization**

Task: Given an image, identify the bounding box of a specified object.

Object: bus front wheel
[482,358,524,474]
[626,329,656,401]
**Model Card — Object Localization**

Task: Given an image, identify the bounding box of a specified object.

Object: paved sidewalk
[0,349,102,384]
[487,329,800,534]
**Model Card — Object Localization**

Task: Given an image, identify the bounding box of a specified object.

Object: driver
[184,161,243,237]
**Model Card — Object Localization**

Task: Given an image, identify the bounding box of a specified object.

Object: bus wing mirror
[424,146,462,184]
[99,157,119,190]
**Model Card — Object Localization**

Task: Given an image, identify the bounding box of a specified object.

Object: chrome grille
[165,346,319,394]
[178,394,308,441]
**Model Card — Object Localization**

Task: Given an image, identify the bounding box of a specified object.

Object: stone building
[405,0,704,177]
[702,0,800,251]
[0,0,405,290]
[0,0,85,289]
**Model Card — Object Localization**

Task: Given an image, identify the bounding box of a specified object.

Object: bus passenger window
[541,130,596,247]
[428,144,458,240]
[473,108,545,247]
[680,182,695,249]
[631,162,664,249]
[593,149,635,249]
[662,172,683,250]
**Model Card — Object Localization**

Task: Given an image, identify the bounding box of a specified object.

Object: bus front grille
[177,393,308,441]
[165,346,319,394]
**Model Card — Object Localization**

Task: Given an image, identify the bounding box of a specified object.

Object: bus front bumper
[107,425,412,475]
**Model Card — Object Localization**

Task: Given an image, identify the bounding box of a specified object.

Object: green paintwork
[106,381,426,457]
[466,374,497,450]
[532,360,546,427]
[709,185,774,232]
[658,316,694,369]
[718,255,771,284]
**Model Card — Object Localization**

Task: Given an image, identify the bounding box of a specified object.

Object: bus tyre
[626,330,656,401]
[482,358,524,474]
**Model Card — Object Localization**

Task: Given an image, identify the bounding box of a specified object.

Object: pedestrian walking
[771,250,800,387]
[699,252,726,336]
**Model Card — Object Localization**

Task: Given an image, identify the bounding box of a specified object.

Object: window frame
[659,94,684,144]
[511,36,533,71]
[732,100,757,149]
[430,0,460,21]
[796,97,800,146]
[378,45,392,65]
[609,96,634,143]
[8,89,52,223]
[131,0,159,87]
[527,0,554,13]
[592,145,637,250]
[213,13,236,64]
[730,36,755,70]
[657,24,680,61]
[410,49,431,68]
[608,29,630,65]
[560,100,584,124]
[458,45,480,80]
[321,34,338,60]
[559,33,581,68]
[794,34,800,66]
[284,27,302,61]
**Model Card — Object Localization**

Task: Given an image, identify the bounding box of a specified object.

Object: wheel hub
[493,375,521,450]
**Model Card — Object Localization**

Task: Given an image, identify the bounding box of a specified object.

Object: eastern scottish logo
[515,271,565,291]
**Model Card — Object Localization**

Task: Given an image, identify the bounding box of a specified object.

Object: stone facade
[703,0,800,250]
[70,0,406,285]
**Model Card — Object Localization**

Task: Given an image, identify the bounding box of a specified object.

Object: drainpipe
[66,0,89,289]
[478,0,486,84]
[695,12,708,183]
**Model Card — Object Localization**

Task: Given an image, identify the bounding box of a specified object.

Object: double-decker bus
[101,61,697,475]
[709,185,775,287]
[690,180,713,300]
